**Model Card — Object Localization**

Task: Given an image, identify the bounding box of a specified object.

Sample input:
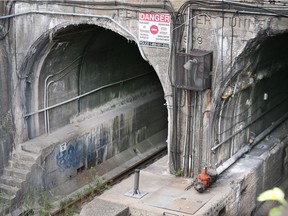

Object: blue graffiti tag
[56,141,82,171]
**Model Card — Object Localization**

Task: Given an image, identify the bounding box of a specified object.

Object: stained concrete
[80,155,229,216]
[23,90,167,188]
[3,0,288,179]
[80,199,129,216]
[80,119,288,216]
[0,88,168,214]
[0,2,288,214]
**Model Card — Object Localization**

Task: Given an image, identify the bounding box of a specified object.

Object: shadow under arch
[210,30,288,166]
[20,23,168,141]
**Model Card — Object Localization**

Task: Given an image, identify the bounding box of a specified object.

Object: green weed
[172,169,183,177]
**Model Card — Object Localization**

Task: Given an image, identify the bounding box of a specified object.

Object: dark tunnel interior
[26,24,167,138]
[212,32,288,163]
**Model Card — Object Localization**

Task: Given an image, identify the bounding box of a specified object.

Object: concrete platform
[80,119,288,216]
[80,199,129,216]
[81,155,229,216]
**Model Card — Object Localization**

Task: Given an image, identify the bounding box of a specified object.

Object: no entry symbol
[150,25,159,34]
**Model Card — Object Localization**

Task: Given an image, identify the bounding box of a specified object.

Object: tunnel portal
[212,31,288,166]
[22,24,168,186]
[26,24,166,137]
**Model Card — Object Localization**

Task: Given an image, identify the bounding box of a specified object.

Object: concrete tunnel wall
[20,24,168,189]
[174,10,288,174]
[5,1,288,178]
[11,3,172,147]
[0,2,287,213]
[0,2,15,175]
[0,36,14,176]
[40,94,168,190]
[210,31,288,167]
[25,24,164,138]
[0,7,174,204]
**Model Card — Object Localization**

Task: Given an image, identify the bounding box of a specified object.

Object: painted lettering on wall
[56,139,83,171]
[118,9,137,19]
[193,14,271,32]
[55,127,110,171]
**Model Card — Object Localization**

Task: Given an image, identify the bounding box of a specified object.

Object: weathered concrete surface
[0,87,167,214]
[86,119,288,216]
[0,7,14,175]
[80,198,129,216]
[0,2,288,213]
[36,90,166,184]
[177,10,288,175]
[10,1,172,144]
[2,0,287,177]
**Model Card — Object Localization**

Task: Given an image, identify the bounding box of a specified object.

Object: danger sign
[150,25,159,34]
[139,12,171,49]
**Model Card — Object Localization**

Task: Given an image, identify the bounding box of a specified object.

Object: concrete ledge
[80,198,129,216]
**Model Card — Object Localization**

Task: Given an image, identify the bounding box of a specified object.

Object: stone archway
[20,24,168,149]
[211,31,288,166]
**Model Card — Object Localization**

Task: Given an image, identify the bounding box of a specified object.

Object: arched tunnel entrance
[211,31,288,166]
[23,24,168,182]
[26,24,167,138]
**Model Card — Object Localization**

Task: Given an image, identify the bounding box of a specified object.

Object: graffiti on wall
[56,139,83,171]
[56,126,110,171]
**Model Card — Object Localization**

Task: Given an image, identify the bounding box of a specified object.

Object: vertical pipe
[185,4,190,53]
[43,56,81,134]
[172,22,179,171]
[133,169,140,195]
[191,91,197,176]
[172,86,179,170]
[182,3,191,177]
[187,3,194,177]
[183,90,190,177]
[46,81,52,134]
[44,75,53,134]
[188,3,193,53]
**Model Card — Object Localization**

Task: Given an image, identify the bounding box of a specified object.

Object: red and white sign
[150,25,159,34]
[139,12,171,49]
